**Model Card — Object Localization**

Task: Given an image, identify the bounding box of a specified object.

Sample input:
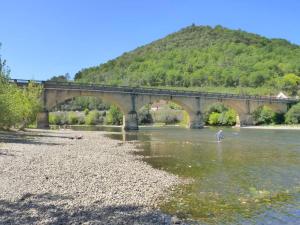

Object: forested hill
[75,25,300,95]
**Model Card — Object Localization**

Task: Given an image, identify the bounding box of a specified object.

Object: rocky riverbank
[0,129,182,224]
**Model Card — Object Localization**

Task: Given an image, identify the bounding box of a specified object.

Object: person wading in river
[216,130,224,142]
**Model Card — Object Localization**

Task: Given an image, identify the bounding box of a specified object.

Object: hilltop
[75,25,300,95]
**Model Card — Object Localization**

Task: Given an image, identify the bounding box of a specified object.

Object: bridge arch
[137,99,191,127]
[135,95,204,128]
[39,89,139,130]
[44,90,129,113]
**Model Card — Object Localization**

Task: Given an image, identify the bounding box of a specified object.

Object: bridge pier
[189,111,204,129]
[123,111,139,131]
[37,111,49,129]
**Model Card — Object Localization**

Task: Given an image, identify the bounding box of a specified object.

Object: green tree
[277,73,300,95]
[0,45,42,129]
[285,103,300,124]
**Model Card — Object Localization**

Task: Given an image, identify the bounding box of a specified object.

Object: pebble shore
[0,129,184,224]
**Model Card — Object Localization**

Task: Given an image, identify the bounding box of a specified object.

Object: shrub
[138,106,153,124]
[49,113,61,125]
[67,112,79,125]
[285,103,300,124]
[205,103,236,126]
[85,110,100,125]
[204,103,228,123]
[165,114,179,124]
[208,112,220,125]
[105,105,123,125]
[84,108,89,115]
[252,106,275,125]
[168,102,182,110]
[77,114,85,124]
[218,109,237,126]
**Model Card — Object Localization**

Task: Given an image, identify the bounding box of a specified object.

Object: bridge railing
[9,79,299,102]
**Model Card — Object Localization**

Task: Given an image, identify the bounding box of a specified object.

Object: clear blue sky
[0,0,299,80]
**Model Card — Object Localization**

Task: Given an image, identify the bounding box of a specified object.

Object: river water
[72,126,300,224]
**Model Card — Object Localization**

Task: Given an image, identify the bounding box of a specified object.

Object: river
[72,126,300,224]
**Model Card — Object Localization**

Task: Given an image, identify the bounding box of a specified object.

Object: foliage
[84,108,90,115]
[276,73,300,95]
[180,111,190,127]
[218,109,237,126]
[0,81,42,129]
[53,96,110,111]
[151,109,182,124]
[208,112,220,125]
[75,25,300,96]
[252,106,275,125]
[48,73,70,82]
[49,113,61,125]
[0,45,42,129]
[105,105,123,125]
[285,103,300,124]
[205,103,236,126]
[85,110,100,125]
[67,112,79,124]
[138,105,153,124]
[168,102,182,110]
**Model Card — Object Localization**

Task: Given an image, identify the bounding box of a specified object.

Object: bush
[218,109,237,126]
[138,105,153,124]
[208,112,220,125]
[85,110,100,125]
[285,103,300,124]
[151,109,181,124]
[0,79,42,129]
[49,113,61,125]
[168,102,182,110]
[67,112,79,125]
[105,105,123,125]
[252,106,275,125]
[165,114,179,124]
[84,108,89,115]
[206,103,236,126]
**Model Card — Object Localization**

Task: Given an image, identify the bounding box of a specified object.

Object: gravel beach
[0,129,182,224]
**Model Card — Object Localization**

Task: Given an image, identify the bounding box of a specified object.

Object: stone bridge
[12,80,299,130]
